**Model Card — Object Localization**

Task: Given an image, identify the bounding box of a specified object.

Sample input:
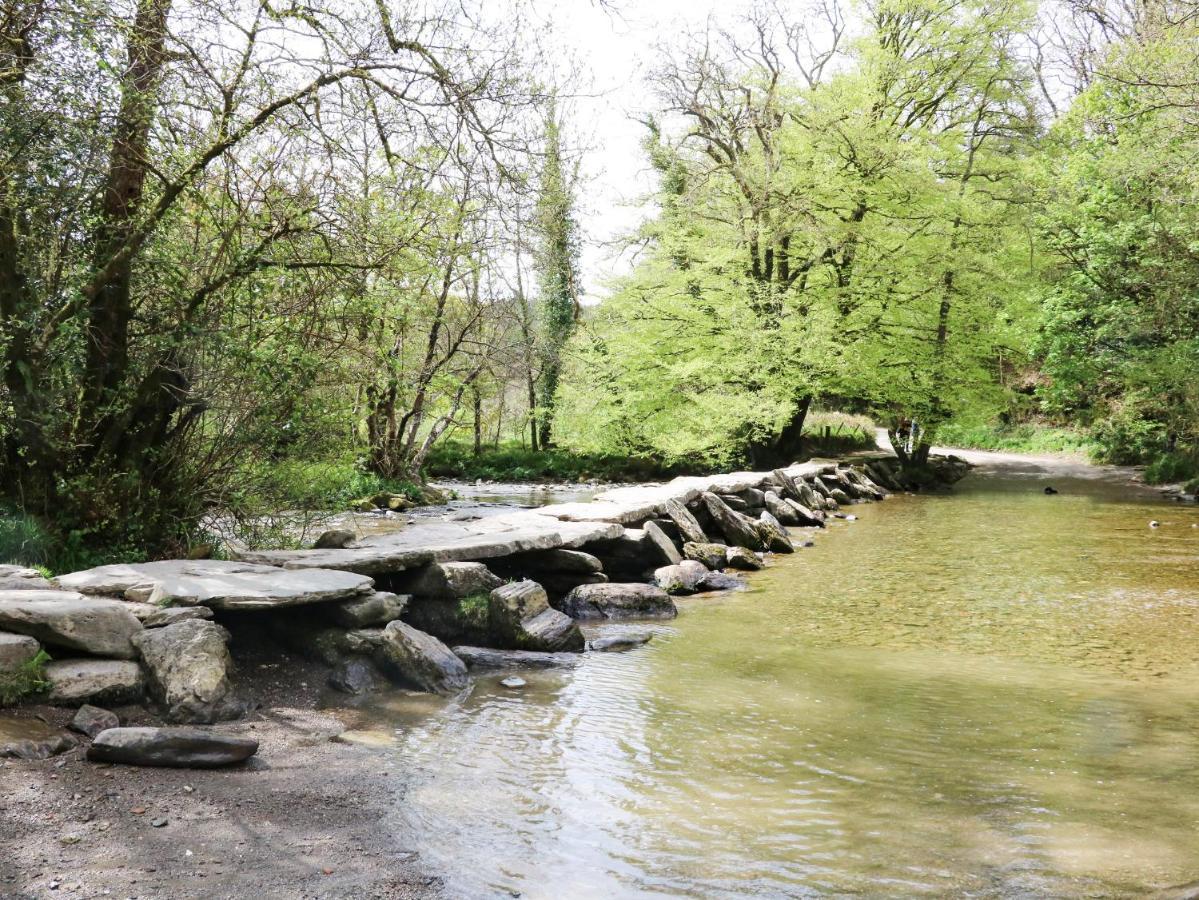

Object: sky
[527,0,758,303]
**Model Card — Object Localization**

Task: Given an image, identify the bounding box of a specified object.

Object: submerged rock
[683,541,728,570]
[133,619,240,724]
[0,716,78,759]
[43,659,145,705]
[699,571,747,591]
[587,632,653,652]
[500,676,526,689]
[0,592,143,659]
[69,704,120,738]
[452,646,581,670]
[561,583,677,620]
[489,580,584,652]
[87,727,258,768]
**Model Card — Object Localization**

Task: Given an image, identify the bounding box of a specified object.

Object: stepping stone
[87,727,258,768]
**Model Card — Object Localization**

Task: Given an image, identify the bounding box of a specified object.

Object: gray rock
[587,632,653,652]
[664,498,708,544]
[642,521,682,566]
[69,704,120,738]
[653,560,709,595]
[140,606,214,628]
[843,468,885,499]
[43,659,144,705]
[757,511,795,553]
[452,646,581,670]
[313,529,357,549]
[829,487,854,506]
[55,560,373,610]
[500,676,526,689]
[770,469,805,504]
[0,565,55,591]
[796,480,825,511]
[561,583,677,620]
[365,620,469,694]
[764,490,800,525]
[396,561,501,600]
[328,657,380,695]
[701,493,766,551]
[489,580,584,652]
[699,571,746,591]
[328,591,409,628]
[737,487,767,507]
[0,631,40,673]
[0,592,143,659]
[783,498,825,527]
[716,493,749,511]
[725,547,763,571]
[682,541,728,570]
[87,727,258,768]
[132,620,240,724]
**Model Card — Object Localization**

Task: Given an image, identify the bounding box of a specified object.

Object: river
[350,453,1199,897]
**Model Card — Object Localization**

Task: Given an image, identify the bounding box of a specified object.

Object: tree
[0,0,537,554]
[533,95,582,448]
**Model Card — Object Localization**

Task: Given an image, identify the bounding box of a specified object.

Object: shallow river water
[357,455,1199,898]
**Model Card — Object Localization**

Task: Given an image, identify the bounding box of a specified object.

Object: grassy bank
[934,422,1096,456]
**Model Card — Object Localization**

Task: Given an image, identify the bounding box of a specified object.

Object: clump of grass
[457,592,491,630]
[0,649,51,705]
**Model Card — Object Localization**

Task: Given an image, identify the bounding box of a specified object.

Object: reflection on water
[360,462,1199,897]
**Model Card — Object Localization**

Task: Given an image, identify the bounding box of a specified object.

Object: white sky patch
[529,0,761,304]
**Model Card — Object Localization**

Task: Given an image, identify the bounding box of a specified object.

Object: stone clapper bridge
[0,455,969,763]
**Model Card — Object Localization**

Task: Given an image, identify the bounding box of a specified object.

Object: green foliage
[555,0,1038,465]
[802,412,878,454]
[457,593,492,630]
[1033,17,1199,479]
[935,422,1096,456]
[425,441,691,483]
[0,650,51,706]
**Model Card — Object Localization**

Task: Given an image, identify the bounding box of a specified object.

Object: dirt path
[0,684,442,899]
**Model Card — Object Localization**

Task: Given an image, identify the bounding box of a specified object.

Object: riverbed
[351,453,1199,897]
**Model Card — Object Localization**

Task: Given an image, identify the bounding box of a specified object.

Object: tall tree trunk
[82,0,173,435]
[472,385,482,456]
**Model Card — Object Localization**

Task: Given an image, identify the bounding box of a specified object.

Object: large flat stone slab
[237,516,622,574]
[55,560,373,610]
[0,592,143,658]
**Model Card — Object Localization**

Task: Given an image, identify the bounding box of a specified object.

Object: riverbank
[0,453,964,898]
